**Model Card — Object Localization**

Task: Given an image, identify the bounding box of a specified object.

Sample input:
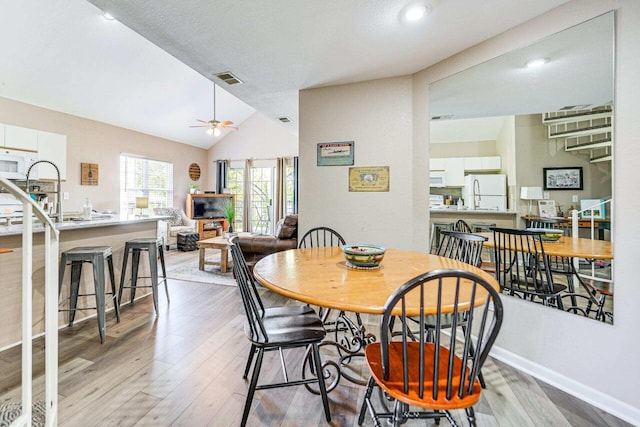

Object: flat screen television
[191,196,231,220]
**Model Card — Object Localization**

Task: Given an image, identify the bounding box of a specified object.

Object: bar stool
[58,246,120,344]
[429,222,453,253]
[118,238,168,315]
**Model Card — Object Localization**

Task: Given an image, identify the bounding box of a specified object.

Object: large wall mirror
[429,12,614,323]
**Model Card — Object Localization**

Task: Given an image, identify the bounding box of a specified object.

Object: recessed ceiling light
[405,5,427,21]
[526,58,548,68]
[102,11,115,21]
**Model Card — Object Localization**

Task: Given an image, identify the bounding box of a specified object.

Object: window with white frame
[120,154,173,216]
[227,161,245,231]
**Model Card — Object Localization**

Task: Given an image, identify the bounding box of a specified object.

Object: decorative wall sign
[189,163,201,181]
[81,163,99,186]
[543,167,583,190]
[348,166,389,192]
[317,141,354,166]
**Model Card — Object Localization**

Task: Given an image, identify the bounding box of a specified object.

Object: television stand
[197,218,228,239]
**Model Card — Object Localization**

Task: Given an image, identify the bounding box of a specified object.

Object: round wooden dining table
[476,232,613,259]
[253,246,500,316]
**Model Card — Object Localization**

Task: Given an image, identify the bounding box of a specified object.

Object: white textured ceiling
[1,0,570,149]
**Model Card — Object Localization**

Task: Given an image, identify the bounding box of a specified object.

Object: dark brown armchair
[236,214,298,268]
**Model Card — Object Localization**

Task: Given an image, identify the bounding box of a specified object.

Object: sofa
[155,207,198,250]
[237,214,298,268]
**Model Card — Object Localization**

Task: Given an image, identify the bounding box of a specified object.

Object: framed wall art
[543,167,583,190]
[317,141,354,166]
[348,166,389,192]
[580,199,606,219]
[537,199,557,218]
[81,162,99,186]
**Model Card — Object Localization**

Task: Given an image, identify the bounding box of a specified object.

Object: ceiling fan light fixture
[206,127,214,136]
[213,128,221,137]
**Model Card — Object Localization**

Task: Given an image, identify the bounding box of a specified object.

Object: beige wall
[207,110,298,190]
[299,76,416,247]
[300,0,640,422]
[0,97,208,212]
[430,140,497,158]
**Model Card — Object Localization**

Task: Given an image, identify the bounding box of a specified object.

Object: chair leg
[118,247,129,311]
[465,406,477,427]
[358,376,376,426]
[312,342,331,423]
[241,347,264,427]
[158,244,170,303]
[107,255,120,322]
[243,344,256,379]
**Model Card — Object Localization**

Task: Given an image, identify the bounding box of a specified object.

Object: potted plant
[224,199,235,233]
[189,183,198,194]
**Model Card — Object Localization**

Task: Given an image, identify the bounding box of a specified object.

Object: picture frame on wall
[317,141,354,166]
[543,167,583,190]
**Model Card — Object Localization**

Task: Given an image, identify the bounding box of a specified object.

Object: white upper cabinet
[37,131,67,180]
[443,157,465,186]
[463,156,501,172]
[4,125,38,151]
[429,158,445,171]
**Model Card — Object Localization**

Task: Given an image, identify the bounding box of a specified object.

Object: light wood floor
[0,251,630,426]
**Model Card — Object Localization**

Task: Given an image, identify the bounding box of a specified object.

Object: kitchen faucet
[26,160,63,223]
[472,178,481,210]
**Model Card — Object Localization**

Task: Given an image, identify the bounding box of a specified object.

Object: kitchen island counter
[0,215,167,349]
[430,208,518,229]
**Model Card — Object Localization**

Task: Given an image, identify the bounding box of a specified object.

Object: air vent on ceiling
[278,117,293,123]
[215,71,243,85]
[431,115,453,120]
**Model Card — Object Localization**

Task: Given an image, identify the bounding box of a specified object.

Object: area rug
[0,401,46,427]
[164,252,237,286]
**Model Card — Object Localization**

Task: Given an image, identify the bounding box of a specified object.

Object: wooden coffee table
[197,236,232,273]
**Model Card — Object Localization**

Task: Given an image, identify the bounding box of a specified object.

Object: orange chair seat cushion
[365,341,481,410]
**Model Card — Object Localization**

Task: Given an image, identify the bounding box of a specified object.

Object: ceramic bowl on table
[526,228,564,242]
[342,244,386,268]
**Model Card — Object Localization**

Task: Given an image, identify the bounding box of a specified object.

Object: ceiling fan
[190,83,238,136]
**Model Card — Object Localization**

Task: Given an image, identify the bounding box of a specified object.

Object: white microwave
[0,148,39,180]
[429,171,446,187]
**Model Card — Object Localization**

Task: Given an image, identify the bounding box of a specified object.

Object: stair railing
[1,177,59,427]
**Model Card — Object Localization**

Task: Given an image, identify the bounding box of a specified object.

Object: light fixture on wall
[520,186,543,216]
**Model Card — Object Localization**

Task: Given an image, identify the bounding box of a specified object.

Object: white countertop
[430,207,517,215]
[0,214,168,237]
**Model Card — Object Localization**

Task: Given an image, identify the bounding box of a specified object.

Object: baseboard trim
[490,345,640,426]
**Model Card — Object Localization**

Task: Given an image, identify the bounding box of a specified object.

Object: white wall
[207,110,298,190]
[299,76,417,247]
[299,0,640,423]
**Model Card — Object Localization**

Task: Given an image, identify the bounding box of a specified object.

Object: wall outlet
[543,192,549,200]
[572,195,579,202]
[63,192,70,200]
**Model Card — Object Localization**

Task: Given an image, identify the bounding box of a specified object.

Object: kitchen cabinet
[429,158,445,171]
[4,125,38,151]
[37,131,67,180]
[463,156,501,171]
[443,157,465,186]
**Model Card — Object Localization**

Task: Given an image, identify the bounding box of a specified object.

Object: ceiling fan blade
[220,120,234,126]
[223,126,238,131]
[196,119,210,124]
[189,125,209,128]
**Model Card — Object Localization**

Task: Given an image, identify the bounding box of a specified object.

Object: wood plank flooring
[0,250,631,426]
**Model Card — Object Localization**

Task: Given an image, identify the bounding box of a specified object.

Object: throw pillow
[164,208,183,226]
[274,219,285,238]
[277,214,298,239]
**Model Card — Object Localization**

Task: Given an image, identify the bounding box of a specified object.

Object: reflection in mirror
[428,12,614,323]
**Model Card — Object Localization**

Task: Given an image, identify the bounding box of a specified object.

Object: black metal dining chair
[491,227,566,309]
[298,226,346,248]
[228,237,331,426]
[358,269,503,426]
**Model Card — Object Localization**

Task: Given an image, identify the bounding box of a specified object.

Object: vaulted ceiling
[1,0,570,149]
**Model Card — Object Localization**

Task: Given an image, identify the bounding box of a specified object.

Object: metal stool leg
[158,243,170,303]
[118,244,130,311]
[148,243,159,314]
[130,248,141,303]
[107,254,120,322]
[68,261,83,326]
[92,256,107,344]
